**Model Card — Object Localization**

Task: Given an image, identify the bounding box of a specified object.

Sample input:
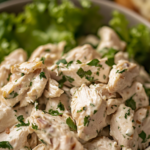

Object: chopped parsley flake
[87,59,100,67]
[65,76,74,83]
[0,141,13,149]
[125,95,136,110]
[40,57,45,64]
[32,123,38,130]
[34,101,38,110]
[5,91,18,99]
[90,103,95,107]
[58,75,66,88]
[83,107,86,111]
[58,75,74,88]
[16,115,30,127]
[76,60,82,64]
[49,109,63,116]
[146,110,149,118]
[84,115,90,126]
[103,74,106,79]
[56,59,67,65]
[125,109,130,119]
[57,102,65,111]
[133,126,136,129]
[39,139,47,145]
[139,131,147,143]
[21,73,25,76]
[77,109,82,113]
[94,110,97,114]
[96,72,99,76]
[85,76,94,82]
[100,48,117,67]
[30,82,32,87]
[77,68,95,82]
[77,68,86,78]
[116,69,127,74]
[39,72,47,79]
[7,73,12,81]
[66,61,73,68]
[66,117,77,131]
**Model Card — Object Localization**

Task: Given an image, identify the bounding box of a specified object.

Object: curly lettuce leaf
[109,11,150,72]
[0,0,102,61]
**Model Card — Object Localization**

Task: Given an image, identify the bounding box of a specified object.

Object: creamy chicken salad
[0,26,150,150]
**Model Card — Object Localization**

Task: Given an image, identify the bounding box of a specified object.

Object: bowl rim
[0,0,31,9]
[0,0,150,29]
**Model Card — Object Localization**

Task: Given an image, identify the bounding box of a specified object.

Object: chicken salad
[0,25,150,150]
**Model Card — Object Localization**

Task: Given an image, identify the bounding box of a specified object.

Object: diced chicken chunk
[50,58,111,87]
[11,60,45,74]
[46,93,71,116]
[71,84,107,141]
[90,84,117,100]
[106,98,122,115]
[79,35,99,47]
[29,110,85,150]
[0,49,27,87]
[0,60,49,107]
[44,78,64,98]
[118,81,149,110]
[0,102,18,132]
[110,104,138,150]
[33,144,48,150]
[97,26,126,51]
[108,60,139,93]
[0,126,31,150]
[63,44,100,63]
[14,104,34,120]
[29,42,66,65]
[115,52,128,64]
[84,136,120,150]
[134,107,150,150]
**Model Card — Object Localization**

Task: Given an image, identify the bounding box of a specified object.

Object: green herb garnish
[56,59,67,65]
[139,131,147,143]
[21,73,25,76]
[66,117,77,131]
[125,95,136,110]
[116,69,127,74]
[65,76,74,83]
[40,57,45,64]
[32,123,38,130]
[57,102,65,111]
[49,109,63,116]
[124,109,130,119]
[16,115,30,127]
[40,72,47,79]
[84,115,90,126]
[0,141,13,149]
[87,59,100,67]
[7,73,12,81]
[76,60,82,64]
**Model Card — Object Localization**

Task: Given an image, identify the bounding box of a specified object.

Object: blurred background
[0,0,149,21]
[114,0,150,21]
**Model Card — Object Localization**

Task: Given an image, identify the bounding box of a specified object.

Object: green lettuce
[109,11,150,72]
[0,0,101,62]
